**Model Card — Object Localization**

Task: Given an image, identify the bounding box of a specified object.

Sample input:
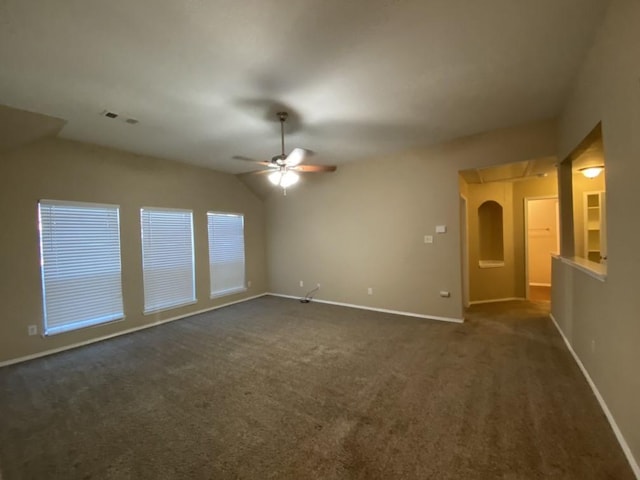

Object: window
[38,200,124,335]
[207,212,246,297]
[140,208,196,313]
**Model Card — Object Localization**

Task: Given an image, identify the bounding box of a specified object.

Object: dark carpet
[0,296,634,479]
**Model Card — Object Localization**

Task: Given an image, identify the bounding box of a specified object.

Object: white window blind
[141,208,196,313]
[38,200,124,336]
[208,212,246,297]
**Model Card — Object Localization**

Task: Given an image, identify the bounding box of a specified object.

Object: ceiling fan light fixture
[268,170,299,188]
[580,166,604,178]
[234,111,334,192]
[268,171,281,185]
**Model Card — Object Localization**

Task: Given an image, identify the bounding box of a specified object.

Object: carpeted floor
[0,296,634,479]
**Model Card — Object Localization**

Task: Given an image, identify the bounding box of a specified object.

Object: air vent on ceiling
[100,110,139,125]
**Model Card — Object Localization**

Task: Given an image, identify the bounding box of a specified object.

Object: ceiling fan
[235,111,337,193]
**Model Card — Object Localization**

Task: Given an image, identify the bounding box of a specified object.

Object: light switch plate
[436,225,447,234]
[424,235,433,244]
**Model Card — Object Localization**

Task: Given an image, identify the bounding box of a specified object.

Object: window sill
[210,287,247,299]
[479,260,505,269]
[144,299,198,315]
[44,315,125,336]
[554,255,607,282]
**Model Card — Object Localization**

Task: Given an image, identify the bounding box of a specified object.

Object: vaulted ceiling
[0,0,608,172]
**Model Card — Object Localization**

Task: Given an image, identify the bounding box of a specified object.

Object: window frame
[207,211,247,298]
[38,199,124,336]
[140,206,197,314]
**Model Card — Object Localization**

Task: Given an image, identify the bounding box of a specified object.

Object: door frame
[460,194,470,308]
[524,195,559,300]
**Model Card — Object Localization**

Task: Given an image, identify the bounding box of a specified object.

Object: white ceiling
[0,0,608,173]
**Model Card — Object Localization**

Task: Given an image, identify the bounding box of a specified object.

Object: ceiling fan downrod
[277,111,288,162]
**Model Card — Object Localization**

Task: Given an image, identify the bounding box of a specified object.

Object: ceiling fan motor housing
[272,154,287,165]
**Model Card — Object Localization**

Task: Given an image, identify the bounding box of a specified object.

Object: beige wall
[553,0,640,472]
[266,120,557,320]
[0,137,267,363]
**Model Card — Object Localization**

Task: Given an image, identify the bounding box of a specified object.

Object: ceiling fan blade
[285,147,312,167]
[232,155,272,166]
[241,169,273,176]
[290,164,337,173]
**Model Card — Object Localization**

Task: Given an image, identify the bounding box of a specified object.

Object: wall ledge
[478,260,505,268]
[550,314,640,478]
[553,255,607,282]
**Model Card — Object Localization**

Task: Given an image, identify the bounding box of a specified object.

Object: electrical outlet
[439,291,451,298]
[299,280,304,287]
[591,339,596,353]
[436,225,447,234]
[247,280,252,288]
[424,235,433,244]
[28,325,38,336]
[367,287,373,295]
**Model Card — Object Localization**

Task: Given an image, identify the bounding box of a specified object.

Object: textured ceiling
[459,157,558,185]
[0,0,608,173]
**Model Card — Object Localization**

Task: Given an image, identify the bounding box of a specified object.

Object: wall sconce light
[580,166,604,179]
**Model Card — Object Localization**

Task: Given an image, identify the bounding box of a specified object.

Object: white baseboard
[0,293,268,368]
[468,297,525,305]
[550,314,640,479]
[267,293,464,324]
[529,283,551,287]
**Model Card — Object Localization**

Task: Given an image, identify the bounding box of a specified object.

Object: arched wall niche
[478,200,504,267]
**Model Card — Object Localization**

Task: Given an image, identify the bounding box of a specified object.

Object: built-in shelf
[584,191,606,265]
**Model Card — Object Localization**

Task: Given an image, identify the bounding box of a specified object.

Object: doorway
[525,197,559,302]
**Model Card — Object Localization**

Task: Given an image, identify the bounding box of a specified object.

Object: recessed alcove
[478,200,505,268]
